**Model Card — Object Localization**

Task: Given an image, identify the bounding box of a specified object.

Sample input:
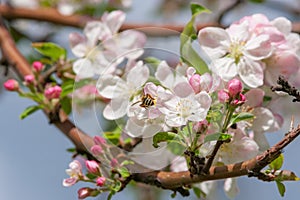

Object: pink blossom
[96,177,106,187]
[44,85,62,100]
[4,79,19,91]
[32,61,43,72]
[189,73,201,93]
[85,160,100,174]
[62,160,82,187]
[232,93,246,106]
[91,145,103,155]
[218,90,229,103]
[24,75,35,84]
[227,78,243,97]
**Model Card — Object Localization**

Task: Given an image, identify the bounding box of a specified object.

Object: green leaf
[193,187,206,198]
[249,0,265,3]
[66,148,76,153]
[153,132,178,148]
[103,126,122,145]
[276,181,286,197]
[32,42,66,62]
[229,112,254,126]
[86,173,98,180]
[180,3,210,74]
[60,97,72,115]
[204,132,232,143]
[111,180,122,192]
[167,141,186,156]
[269,154,284,171]
[117,167,130,178]
[190,3,209,15]
[60,80,74,98]
[120,160,134,166]
[19,105,42,119]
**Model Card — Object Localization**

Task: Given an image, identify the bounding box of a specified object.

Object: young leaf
[60,97,72,115]
[204,133,232,143]
[180,3,210,74]
[193,187,206,198]
[275,181,286,197]
[19,105,42,119]
[61,80,75,98]
[66,148,76,153]
[152,132,177,148]
[229,112,254,126]
[32,42,66,62]
[117,167,131,178]
[120,160,134,166]
[269,154,284,171]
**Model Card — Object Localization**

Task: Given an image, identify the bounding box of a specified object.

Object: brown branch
[1,5,300,34]
[0,19,93,154]
[132,125,300,189]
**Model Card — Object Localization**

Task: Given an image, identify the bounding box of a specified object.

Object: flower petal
[211,57,237,81]
[155,61,174,89]
[126,61,149,88]
[97,75,127,99]
[103,97,128,120]
[238,58,264,88]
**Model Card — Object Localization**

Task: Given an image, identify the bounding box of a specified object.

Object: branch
[0,19,93,154]
[132,125,300,189]
[1,5,300,34]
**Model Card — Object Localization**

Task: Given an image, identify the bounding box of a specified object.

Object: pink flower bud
[85,160,99,174]
[218,90,230,103]
[227,78,243,97]
[233,93,246,105]
[110,158,118,168]
[24,75,35,84]
[94,136,106,145]
[32,61,44,72]
[91,145,103,155]
[44,85,62,100]
[77,187,94,199]
[4,79,19,91]
[96,177,106,187]
[189,74,201,93]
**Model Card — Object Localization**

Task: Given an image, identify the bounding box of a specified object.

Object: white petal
[253,132,270,152]
[224,178,239,200]
[73,58,94,78]
[84,21,105,45]
[102,10,125,34]
[271,17,292,35]
[238,59,263,88]
[252,107,275,132]
[211,57,237,81]
[103,98,128,120]
[173,82,193,98]
[71,42,88,58]
[196,91,212,110]
[97,75,127,98]
[155,61,174,89]
[198,27,229,59]
[126,62,149,88]
[245,34,272,60]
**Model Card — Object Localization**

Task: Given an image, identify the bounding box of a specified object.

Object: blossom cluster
[70,10,146,78]
[198,14,300,88]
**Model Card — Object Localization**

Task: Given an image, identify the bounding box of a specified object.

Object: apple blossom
[218,90,230,103]
[198,20,272,88]
[70,10,146,78]
[63,160,83,187]
[91,145,104,155]
[94,136,106,145]
[96,61,149,120]
[77,187,97,199]
[3,79,19,91]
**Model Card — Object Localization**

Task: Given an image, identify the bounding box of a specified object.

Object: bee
[131,93,156,108]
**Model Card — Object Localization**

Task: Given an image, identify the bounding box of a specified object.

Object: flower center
[176,99,193,118]
[229,40,246,64]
